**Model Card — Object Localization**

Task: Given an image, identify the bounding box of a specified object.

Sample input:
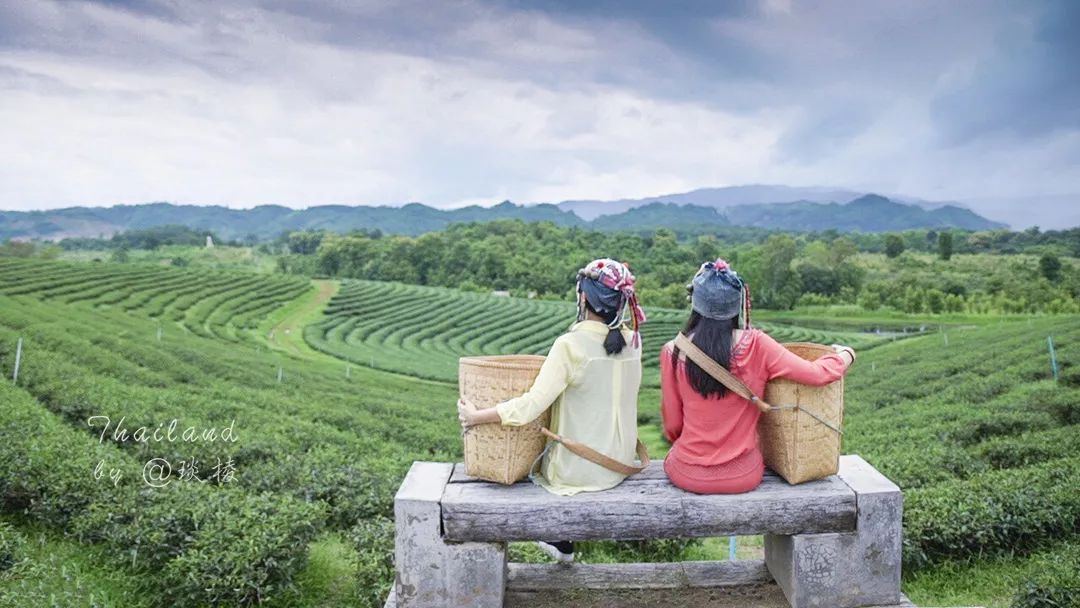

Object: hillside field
[0,257,1078,607]
[304,279,901,387]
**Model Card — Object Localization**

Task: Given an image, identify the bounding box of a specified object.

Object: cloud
[930,0,1080,144]
[0,0,1076,218]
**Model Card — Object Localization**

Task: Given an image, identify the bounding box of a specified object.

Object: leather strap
[673,332,842,435]
[538,427,650,475]
[674,333,772,412]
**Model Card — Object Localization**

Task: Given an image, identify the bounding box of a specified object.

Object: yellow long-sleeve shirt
[495,320,642,496]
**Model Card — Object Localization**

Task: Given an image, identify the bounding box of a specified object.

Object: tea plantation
[0,258,1077,607]
[305,279,896,386]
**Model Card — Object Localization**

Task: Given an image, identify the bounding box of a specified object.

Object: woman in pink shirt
[660,259,855,494]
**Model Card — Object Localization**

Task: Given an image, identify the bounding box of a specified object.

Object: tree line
[273,220,1080,314]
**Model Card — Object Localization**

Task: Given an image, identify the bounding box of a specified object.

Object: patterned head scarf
[687,258,752,328]
[576,258,647,347]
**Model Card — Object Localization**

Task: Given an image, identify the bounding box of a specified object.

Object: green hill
[726,194,1004,232]
[305,279,897,386]
[1,193,1005,241]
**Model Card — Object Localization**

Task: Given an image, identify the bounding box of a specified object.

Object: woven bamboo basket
[759,343,845,484]
[460,355,548,485]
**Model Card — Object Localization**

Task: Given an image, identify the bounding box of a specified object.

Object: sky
[0,0,1078,223]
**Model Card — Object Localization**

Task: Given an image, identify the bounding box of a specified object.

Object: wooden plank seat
[391,455,906,608]
[442,463,856,542]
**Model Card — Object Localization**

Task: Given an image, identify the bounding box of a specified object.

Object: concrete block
[394,461,506,608]
[765,455,903,608]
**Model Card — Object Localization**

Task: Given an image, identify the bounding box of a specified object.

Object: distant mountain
[0,201,584,241]
[558,185,866,221]
[725,195,1005,232]
[590,202,729,231]
[0,193,1006,242]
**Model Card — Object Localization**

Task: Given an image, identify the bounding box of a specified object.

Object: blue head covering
[689,258,750,327]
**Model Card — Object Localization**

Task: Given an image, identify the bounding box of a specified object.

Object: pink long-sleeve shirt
[660,328,849,467]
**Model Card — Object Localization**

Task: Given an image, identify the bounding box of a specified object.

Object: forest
[270,220,1080,315]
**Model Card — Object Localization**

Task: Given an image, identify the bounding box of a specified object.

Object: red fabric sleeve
[659,343,684,443]
[759,330,848,386]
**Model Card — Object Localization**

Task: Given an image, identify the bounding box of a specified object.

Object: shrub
[160,493,324,606]
[1010,542,1080,608]
[0,521,23,572]
[242,447,399,527]
[0,383,122,527]
[348,516,395,607]
[75,485,326,606]
[903,456,1080,571]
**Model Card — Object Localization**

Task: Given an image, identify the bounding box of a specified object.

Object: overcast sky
[0,0,1077,217]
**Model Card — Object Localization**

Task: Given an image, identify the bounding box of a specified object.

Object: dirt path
[259,279,339,361]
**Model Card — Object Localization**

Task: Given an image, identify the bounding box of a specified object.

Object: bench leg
[394,462,506,608]
[764,455,903,608]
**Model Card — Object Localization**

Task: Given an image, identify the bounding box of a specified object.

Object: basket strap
[674,333,772,412]
[539,427,650,476]
[674,333,842,435]
[768,403,842,431]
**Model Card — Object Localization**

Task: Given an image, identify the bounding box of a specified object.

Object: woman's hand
[831,344,856,367]
[458,398,503,429]
[457,398,477,428]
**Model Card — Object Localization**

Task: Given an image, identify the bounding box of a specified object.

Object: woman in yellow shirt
[457,258,647,562]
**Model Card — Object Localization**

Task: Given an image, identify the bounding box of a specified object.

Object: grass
[0,518,153,608]
[903,539,1080,608]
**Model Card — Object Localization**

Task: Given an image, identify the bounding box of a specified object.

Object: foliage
[844,315,1080,574]
[1,257,1078,606]
[288,231,326,255]
[1040,253,1062,282]
[901,456,1079,570]
[59,225,221,251]
[289,221,1080,315]
[885,234,906,258]
[0,522,22,572]
[0,258,469,606]
[0,521,155,608]
[1010,541,1080,608]
[305,279,894,387]
[938,231,953,261]
[347,517,395,607]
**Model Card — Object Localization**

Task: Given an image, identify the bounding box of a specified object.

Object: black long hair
[671,310,736,398]
[585,300,628,355]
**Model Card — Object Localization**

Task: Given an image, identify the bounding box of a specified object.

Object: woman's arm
[760,330,851,386]
[466,336,578,427]
[659,343,684,443]
[458,399,502,426]
[458,338,577,428]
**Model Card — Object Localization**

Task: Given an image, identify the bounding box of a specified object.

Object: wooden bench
[388,455,908,608]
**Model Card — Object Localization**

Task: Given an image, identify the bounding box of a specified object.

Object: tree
[0,240,35,258]
[938,232,953,261]
[287,231,325,255]
[797,263,839,297]
[829,237,858,267]
[884,234,905,258]
[1039,253,1062,282]
[758,234,801,309]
